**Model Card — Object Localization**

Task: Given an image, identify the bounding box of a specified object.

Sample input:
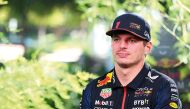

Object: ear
[145,41,152,54]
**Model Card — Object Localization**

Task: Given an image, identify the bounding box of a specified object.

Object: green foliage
[27,6,81,28]
[76,0,116,22]
[0,58,97,109]
[0,0,7,5]
[0,6,9,25]
[0,32,9,43]
[0,0,82,28]
[181,92,190,103]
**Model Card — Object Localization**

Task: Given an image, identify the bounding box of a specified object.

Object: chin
[117,62,131,68]
[116,60,138,68]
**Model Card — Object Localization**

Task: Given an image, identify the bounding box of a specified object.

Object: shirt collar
[111,63,150,89]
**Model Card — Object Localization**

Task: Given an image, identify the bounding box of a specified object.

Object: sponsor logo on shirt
[145,71,159,83]
[170,82,179,102]
[169,102,178,109]
[134,87,153,97]
[170,83,177,88]
[134,99,149,106]
[171,88,178,93]
[95,100,114,106]
[171,94,179,101]
[100,88,112,99]
[97,73,112,87]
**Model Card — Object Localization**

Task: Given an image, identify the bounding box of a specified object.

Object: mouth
[116,52,129,58]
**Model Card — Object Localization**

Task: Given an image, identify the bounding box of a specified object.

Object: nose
[120,40,128,49]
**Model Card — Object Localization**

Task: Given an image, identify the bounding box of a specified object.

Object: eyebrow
[111,34,137,39]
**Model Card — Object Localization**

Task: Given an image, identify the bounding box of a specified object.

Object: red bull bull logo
[97,72,112,87]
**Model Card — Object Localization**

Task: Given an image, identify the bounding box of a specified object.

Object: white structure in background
[92,23,111,59]
[91,23,114,71]
[117,10,126,16]
[0,44,25,61]
[8,18,18,32]
[40,48,83,62]
[91,10,125,59]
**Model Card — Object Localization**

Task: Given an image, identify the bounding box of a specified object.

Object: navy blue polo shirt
[81,64,182,109]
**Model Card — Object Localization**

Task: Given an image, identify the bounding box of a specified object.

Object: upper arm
[155,80,182,109]
[80,83,93,109]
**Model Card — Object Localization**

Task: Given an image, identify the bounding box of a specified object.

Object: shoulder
[150,69,176,85]
[150,69,182,108]
[81,71,113,108]
[84,71,113,90]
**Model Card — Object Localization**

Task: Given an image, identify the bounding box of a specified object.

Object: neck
[114,61,145,86]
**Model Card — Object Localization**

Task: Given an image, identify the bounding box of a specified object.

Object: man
[81,13,182,109]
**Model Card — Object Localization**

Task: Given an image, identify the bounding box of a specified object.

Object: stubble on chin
[115,58,141,69]
[117,62,134,68]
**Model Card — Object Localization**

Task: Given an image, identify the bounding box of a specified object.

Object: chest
[91,86,155,109]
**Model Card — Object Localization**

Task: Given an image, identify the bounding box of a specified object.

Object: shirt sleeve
[80,83,93,109]
[155,79,182,109]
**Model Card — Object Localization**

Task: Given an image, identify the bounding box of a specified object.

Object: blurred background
[0,0,190,108]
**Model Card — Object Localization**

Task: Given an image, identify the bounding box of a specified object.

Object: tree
[0,0,7,5]
[0,0,83,39]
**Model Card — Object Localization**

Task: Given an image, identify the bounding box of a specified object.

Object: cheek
[139,48,146,55]
[111,44,117,51]
[132,46,146,54]
[111,47,117,55]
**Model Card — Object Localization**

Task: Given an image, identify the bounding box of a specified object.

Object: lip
[116,52,129,58]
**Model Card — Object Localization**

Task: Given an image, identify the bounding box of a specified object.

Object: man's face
[111,33,152,68]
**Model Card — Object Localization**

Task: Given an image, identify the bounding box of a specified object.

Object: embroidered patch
[145,71,159,83]
[129,22,141,30]
[115,21,120,28]
[97,72,112,87]
[148,71,159,80]
[169,102,178,109]
[100,88,112,99]
[134,87,153,97]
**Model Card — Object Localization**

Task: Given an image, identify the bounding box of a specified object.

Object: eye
[129,39,137,43]
[112,37,120,42]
